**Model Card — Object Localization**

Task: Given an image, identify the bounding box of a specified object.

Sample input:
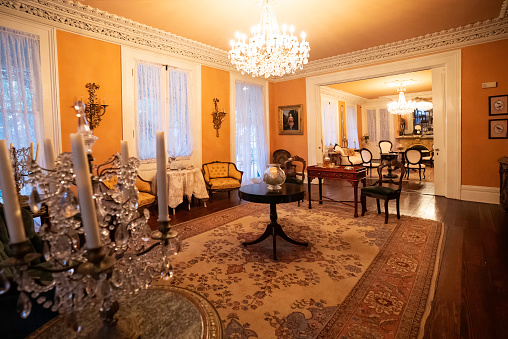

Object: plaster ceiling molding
[320,87,367,105]
[0,0,235,71]
[500,0,508,18]
[280,16,508,81]
[369,90,434,106]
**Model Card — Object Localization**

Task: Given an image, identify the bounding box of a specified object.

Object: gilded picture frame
[278,105,303,135]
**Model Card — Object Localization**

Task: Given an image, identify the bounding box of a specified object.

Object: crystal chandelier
[386,80,419,115]
[228,0,310,78]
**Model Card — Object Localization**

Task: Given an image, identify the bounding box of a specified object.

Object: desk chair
[361,161,406,224]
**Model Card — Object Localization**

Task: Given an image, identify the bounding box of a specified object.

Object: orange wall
[56,31,122,165]
[201,66,231,163]
[462,39,508,187]
[269,78,308,162]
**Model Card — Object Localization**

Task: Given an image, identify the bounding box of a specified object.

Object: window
[0,26,43,150]
[379,108,390,140]
[346,105,359,149]
[367,109,377,144]
[135,61,192,160]
[322,101,338,147]
[235,81,267,182]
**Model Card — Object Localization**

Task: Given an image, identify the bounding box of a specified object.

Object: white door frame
[305,50,461,199]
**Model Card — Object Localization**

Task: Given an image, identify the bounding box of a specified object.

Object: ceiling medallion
[228,0,310,78]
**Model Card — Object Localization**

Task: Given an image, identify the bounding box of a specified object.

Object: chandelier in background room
[386,79,420,115]
[229,0,310,78]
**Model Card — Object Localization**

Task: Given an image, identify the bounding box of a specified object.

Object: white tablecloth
[154,168,209,212]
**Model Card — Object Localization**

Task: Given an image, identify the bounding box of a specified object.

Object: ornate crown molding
[1,0,508,80]
[0,0,234,71]
[278,11,508,81]
[320,87,367,105]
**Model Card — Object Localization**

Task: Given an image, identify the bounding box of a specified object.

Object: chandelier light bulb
[228,0,310,78]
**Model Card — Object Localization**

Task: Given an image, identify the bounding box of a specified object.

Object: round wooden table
[380,152,400,178]
[239,183,306,260]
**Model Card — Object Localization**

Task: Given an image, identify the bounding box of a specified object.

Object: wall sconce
[84,82,108,130]
[212,98,227,137]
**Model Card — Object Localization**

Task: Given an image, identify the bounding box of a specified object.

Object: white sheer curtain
[346,105,359,149]
[136,61,162,160]
[0,26,44,150]
[167,69,192,157]
[379,108,390,141]
[367,109,377,144]
[235,81,267,183]
[322,101,338,147]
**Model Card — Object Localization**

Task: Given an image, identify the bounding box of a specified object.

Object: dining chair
[404,149,426,180]
[378,140,393,154]
[361,160,406,224]
[360,148,380,176]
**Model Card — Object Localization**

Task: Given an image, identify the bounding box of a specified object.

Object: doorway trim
[305,50,461,200]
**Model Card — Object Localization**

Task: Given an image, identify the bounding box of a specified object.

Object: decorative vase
[262,164,286,190]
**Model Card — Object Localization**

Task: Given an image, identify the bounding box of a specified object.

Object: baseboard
[461,185,499,204]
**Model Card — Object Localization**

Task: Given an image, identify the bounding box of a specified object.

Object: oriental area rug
[155,202,443,339]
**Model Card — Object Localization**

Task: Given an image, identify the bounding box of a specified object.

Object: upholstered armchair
[202,161,243,197]
[378,140,393,154]
[102,174,156,211]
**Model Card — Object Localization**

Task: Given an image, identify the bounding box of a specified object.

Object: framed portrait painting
[489,95,508,115]
[278,105,303,135]
[489,119,508,139]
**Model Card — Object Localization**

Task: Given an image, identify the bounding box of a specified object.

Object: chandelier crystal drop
[386,79,419,115]
[228,0,310,78]
[387,88,417,115]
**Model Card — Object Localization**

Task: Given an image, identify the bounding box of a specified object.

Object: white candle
[70,133,101,249]
[120,140,129,166]
[270,166,277,179]
[0,140,27,244]
[156,132,169,222]
[30,142,34,160]
[43,138,55,171]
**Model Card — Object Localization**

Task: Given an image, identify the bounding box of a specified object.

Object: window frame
[0,14,61,156]
[229,73,269,166]
[121,46,201,171]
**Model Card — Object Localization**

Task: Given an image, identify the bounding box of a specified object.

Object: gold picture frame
[278,105,303,135]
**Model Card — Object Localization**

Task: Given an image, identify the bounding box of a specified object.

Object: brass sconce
[84,82,108,130]
[212,98,227,137]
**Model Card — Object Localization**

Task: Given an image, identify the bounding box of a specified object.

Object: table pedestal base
[243,202,307,260]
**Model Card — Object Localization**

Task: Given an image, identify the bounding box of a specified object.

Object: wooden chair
[378,140,393,154]
[283,155,306,185]
[404,149,426,181]
[359,148,381,176]
[272,149,291,167]
[361,160,406,224]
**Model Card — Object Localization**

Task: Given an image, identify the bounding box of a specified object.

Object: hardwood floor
[152,178,508,338]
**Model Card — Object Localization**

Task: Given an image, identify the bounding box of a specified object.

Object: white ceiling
[78,0,505,62]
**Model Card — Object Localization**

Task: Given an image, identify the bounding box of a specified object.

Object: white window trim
[229,73,270,164]
[0,14,61,155]
[121,45,202,171]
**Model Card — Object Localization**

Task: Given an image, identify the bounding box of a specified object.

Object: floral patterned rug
[155,202,443,339]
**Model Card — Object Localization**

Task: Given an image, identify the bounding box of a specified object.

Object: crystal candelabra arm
[0,240,41,268]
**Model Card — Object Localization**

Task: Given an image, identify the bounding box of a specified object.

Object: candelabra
[212,98,227,137]
[0,152,181,336]
[85,83,108,130]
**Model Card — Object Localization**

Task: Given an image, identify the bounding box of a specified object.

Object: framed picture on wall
[278,105,303,135]
[489,119,508,139]
[489,95,508,115]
